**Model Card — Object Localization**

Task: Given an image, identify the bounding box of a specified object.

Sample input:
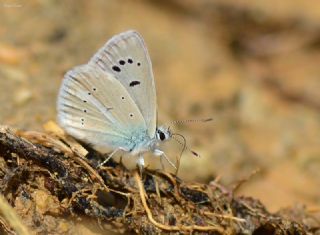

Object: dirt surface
[0,125,317,234]
[1,0,320,234]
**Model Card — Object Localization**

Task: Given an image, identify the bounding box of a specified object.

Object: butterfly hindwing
[88,30,157,138]
[57,64,147,150]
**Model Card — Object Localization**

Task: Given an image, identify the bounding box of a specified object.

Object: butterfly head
[155,126,171,142]
[156,118,213,158]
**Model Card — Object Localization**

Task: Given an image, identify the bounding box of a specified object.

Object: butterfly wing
[57,64,148,151]
[88,30,157,138]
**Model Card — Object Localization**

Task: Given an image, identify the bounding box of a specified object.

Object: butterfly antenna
[170,117,213,126]
[171,133,186,175]
[172,133,200,157]
[167,117,211,174]
[170,133,199,173]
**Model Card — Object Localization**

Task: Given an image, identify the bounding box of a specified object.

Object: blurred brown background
[1,0,320,213]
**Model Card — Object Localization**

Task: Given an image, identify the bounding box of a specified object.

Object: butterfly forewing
[57,64,147,150]
[88,30,157,138]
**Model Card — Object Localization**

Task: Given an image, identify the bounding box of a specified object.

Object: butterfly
[57,30,177,170]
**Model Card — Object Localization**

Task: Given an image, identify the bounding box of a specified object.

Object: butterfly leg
[154,149,177,170]
[99,147,125,168]
[137,155,145,175]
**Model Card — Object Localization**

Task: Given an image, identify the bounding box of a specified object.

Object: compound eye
[159,131,166,141]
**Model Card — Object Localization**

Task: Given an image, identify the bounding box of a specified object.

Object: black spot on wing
[112,65,121,72]
[129,81,141,87]
[119,60,125,65]
[128,58,133,64]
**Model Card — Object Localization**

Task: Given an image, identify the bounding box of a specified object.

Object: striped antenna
[171,133,200,175]
[170,118,213,126]
[171,133,200,158]
[168,117,212,175]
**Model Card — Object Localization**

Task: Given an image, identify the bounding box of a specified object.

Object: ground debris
[0,125,318,234]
